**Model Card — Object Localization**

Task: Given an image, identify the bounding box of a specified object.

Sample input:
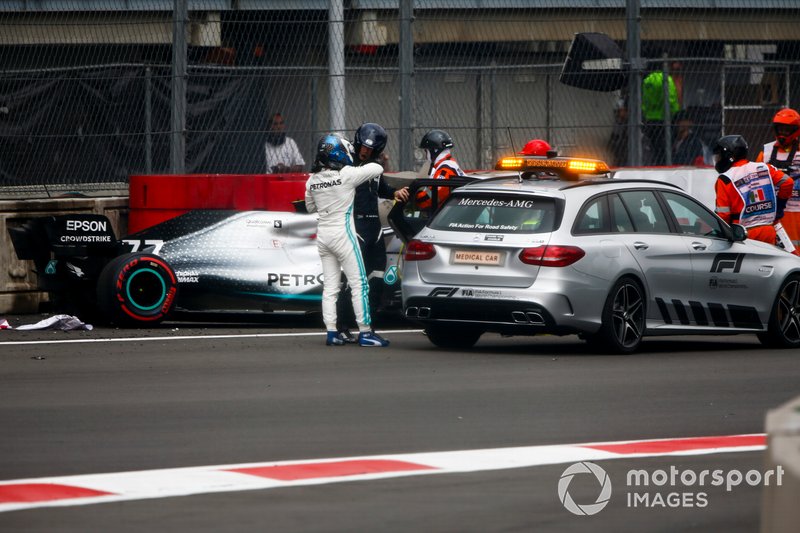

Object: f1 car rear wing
[9,214,120,265]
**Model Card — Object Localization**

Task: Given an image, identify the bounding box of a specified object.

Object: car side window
[662,191,726,238]
[609,194,635,232]
[618,190,670,233]
[574,195,608,234]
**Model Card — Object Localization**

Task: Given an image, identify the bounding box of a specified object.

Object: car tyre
[758,274,800,349]
[587,277,645,354]
[96,253,178,326]
[425,324,482,349]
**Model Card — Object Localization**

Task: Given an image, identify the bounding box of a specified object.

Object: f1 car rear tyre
[425,324,482,349]
[97,253,178,326]
[587,276,645,354]
[758,274,800,349]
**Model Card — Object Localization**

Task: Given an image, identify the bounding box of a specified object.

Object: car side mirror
[730,223,747,242]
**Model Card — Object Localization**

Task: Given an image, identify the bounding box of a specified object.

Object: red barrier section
[128,173,308,233]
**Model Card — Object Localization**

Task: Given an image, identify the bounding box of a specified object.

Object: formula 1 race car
[8,207,403,326]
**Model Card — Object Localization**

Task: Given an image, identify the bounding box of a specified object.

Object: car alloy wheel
[589,277,645,354]
[759,274,800,348]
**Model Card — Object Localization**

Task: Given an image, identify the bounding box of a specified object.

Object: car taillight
[519,245,585,267]
[404,240,436,261]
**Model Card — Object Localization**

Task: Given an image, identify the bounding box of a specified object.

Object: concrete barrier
[0,197,128,314]
[761,394,800,533]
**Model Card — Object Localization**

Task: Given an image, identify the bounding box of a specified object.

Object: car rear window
[429,194,558,234]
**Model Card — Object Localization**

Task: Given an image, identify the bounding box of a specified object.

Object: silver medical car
[391,156,800,354]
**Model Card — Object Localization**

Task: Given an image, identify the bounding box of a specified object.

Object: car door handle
[633,241,649,250]
[691,242,707,250]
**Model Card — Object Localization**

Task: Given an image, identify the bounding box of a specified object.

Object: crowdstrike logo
[558,462,612,516]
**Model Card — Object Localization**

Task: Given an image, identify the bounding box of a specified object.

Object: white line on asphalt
[0,329,424,346]
[0,433,766,513]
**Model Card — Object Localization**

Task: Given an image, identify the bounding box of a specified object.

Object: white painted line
[0,433,766,513]
[0,329,424,347]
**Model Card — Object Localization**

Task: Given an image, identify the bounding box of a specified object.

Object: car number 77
[122,239,165,255]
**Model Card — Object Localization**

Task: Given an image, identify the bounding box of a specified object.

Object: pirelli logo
[710,253,745,273]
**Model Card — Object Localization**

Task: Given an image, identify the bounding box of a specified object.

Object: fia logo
[461,289,474,296]
[709,277,718,289]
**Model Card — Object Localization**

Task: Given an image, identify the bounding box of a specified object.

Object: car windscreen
[429,194,558,234]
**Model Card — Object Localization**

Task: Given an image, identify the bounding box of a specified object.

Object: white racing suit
[305,162,384,333]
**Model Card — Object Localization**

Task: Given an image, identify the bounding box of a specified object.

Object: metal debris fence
[1,1,799,197]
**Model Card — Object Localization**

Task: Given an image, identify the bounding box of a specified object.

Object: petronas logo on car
[384,265,398,285]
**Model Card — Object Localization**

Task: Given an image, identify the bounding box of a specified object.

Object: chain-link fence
[1,1,799,197]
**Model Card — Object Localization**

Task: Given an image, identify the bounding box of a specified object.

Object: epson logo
[66,219,108,232]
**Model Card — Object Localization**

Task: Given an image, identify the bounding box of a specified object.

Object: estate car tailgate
[416,233,549,288]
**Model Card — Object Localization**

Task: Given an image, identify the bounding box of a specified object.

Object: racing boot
[337,329,357,344]
[326,331,345,346]
[358,330,390,347]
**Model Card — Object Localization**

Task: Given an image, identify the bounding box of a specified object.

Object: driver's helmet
[314,133,354,171]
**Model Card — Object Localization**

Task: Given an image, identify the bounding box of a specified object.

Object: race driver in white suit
[305,133,391,347]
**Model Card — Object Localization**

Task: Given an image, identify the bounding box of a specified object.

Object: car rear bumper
[402,295,594,336]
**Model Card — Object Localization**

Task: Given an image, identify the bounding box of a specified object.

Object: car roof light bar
[495,156,609,175]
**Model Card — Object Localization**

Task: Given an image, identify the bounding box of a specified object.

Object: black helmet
[713,135,749,173]
[353,123,387,161]
[419,129,454,160]
[313,133,354,171]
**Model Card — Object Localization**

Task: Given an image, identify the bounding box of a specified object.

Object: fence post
[145,66,153,174]
[662,55,673,165]
[399,0,414,171]
[310,76,319,153]
[490,62,497,164]
[626,0,643,166]
[171,0,187,173]
[476,71,483,169]
[328,0,346,135]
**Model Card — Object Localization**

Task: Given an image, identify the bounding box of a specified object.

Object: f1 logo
[428,287,458,297]
[710,253,744,273]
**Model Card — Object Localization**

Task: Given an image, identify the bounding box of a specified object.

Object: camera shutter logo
[558,462,612,516]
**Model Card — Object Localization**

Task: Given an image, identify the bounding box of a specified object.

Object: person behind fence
[756,108,800,253]
[265,112,305,174]
[642,64,680,165]
[305,133,390,347]
[671,111,706,166]
[415,129,466,210]
[607,98,628,166]
[713,134,793,246]
[334,123,409,343]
